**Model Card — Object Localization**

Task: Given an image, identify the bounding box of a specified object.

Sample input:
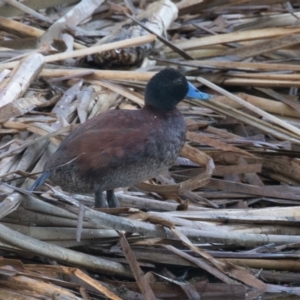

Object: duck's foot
[94,187,120,208]
[94,186,107,208]
[107,189,120,208]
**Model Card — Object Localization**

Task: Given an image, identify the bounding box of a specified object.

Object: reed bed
[1,0,300,299]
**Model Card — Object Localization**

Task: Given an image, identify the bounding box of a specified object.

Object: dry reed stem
[0,222,133,277]
[0,53,44,107]
[0,34,156,70]
[173,27,300,50]
[198,77,300,138]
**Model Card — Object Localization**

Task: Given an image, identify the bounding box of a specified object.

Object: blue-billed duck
[29,68,211,208]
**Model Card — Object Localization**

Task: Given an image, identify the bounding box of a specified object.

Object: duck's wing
[30,109,153,190]
[59,126,151,175]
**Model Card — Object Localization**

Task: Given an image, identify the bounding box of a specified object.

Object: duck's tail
[28,171,52,191]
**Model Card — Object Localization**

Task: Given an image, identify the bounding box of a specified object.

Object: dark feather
[28,171,52,191]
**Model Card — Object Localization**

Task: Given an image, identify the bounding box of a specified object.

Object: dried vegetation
[0,0,300,299]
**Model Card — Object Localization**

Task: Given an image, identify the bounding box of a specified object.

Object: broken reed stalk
[41,68,156,81]
[172,27,300,50]
[0,222,133,278]
[197,77,300,138]
[0,34,156,70]
[0,53,44,107]
[178,60,300,72]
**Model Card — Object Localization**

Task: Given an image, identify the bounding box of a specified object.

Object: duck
[29,68,211,208]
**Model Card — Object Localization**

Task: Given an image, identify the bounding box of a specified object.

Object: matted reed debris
[1,0,300,299]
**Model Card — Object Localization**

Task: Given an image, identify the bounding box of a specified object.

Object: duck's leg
[94,185,108,208]
[106,190,120,208]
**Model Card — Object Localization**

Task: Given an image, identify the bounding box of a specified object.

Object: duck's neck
[143,103,177,114]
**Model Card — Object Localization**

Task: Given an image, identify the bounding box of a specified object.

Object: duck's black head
[144,68,211,112]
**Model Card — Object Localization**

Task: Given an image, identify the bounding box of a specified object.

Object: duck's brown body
[46,105,186,196]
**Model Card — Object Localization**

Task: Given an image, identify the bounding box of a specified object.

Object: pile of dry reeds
[1,0,300,299]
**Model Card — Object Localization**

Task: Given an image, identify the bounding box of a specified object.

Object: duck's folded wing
[54,127,151,175]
